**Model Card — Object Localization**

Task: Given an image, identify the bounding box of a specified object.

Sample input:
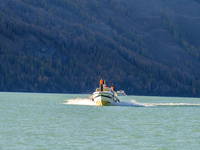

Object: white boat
[92,81,120,106]
[117,90,127,96]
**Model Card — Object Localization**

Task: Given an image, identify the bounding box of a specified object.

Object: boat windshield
[96,88,110,92]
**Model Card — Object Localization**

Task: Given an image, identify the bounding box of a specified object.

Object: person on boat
[100,79,104,85]
[111,86,115,91]
[100,79,104,91]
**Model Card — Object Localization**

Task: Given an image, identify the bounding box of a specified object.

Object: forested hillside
[1,0,200,96]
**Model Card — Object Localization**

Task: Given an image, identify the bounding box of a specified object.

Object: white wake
[64,98,97,106]
[144,103,200,107]
[64,98,145,107]
[64,98,200,107]
[109,100,145,107]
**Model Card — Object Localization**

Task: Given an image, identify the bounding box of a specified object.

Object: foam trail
[64,98,97,106]
[124,100,200,107]
[110,100,145,107]
[153,103,200,107]
[64,98,200,107]
[64,98,145,107]
[136,102,200,107]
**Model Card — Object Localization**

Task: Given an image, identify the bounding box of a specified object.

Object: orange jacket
[111,86,114,91]
[100,79,104,85]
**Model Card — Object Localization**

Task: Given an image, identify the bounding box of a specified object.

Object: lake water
[0,92,200,149]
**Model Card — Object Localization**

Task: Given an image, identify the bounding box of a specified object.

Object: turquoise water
[0,92,200,149]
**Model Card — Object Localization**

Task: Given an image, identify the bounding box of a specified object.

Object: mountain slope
[1,0,200,96]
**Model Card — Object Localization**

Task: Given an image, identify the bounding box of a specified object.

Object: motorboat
[117,90,127,96]
[92,80,120,106]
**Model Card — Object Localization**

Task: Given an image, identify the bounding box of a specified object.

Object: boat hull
[92,92,118,106]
